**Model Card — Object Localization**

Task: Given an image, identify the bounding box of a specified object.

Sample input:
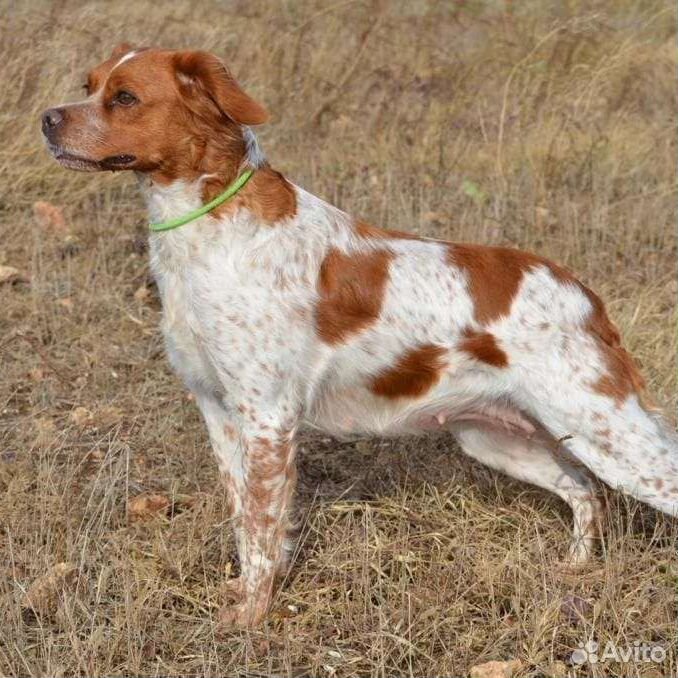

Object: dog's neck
[137,174,207,228]
[137,125,264,213]
[137,126,297,233]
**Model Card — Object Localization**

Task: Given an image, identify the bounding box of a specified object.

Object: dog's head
[41,45,268,179]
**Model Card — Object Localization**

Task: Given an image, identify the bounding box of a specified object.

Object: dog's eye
[82,83,90,95]
[114,91,138,106]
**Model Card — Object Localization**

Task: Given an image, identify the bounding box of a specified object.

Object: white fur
[137,140,678,622]
[112,50,138,71]
[141,170,678,491]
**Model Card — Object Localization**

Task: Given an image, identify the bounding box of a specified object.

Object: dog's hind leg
[454,424,603,564]
[509,333,678,518]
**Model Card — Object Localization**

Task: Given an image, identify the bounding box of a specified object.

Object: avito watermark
[570,639,666,666]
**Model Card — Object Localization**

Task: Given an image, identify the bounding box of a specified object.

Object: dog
[42,44,678,628]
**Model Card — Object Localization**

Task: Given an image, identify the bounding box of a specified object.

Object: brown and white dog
[42,45,678,628]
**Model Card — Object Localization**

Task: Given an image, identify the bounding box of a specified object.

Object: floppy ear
[173,50,269,126]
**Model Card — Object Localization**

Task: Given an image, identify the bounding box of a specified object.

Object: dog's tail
[566,397,678,517]
[517,326,678,517]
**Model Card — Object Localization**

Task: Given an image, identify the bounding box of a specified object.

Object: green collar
[149,168,255,232]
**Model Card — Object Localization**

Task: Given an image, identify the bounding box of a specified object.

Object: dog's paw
[560,543,595,571]
[217,575,274,629]
[217,599,267,629]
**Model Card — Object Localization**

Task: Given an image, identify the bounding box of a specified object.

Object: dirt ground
[0,1,676,676]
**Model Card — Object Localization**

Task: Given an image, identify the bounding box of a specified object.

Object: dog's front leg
[221,421,297,628]
[194,393,246,518]
[195,393,298,627]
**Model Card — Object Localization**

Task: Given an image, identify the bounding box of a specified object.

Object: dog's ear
[110,42,136,60]
[173,50,269,126]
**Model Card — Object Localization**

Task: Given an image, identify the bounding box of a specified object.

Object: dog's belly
[304,385,403,437]
[305,381,536,441]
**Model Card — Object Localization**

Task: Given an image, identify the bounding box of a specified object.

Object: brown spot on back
[459,330,509,368]
[371,344,448,399]
[445,244,647,405]
[315,248,393,344]
[446,244,573,325]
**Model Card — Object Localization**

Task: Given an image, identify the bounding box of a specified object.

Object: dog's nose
[41,108,64,136]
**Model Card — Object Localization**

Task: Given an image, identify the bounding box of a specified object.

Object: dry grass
[1,1,677,676]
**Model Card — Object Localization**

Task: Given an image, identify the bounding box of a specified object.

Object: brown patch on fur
[446,244,574,325]
[575,291,646,407]
[446,244,647,405]
[222,476,238,517]
[354,219,423,241]
[584,285,646,406]
[241,433,296,544]
[315,248,393,344]
[217,430,296,627]
[49,49,272,189]
[593,343,646,406]
[211,167,297,224]
[371,344,448,399]
[459,330,509,368]
[173,50,268,125]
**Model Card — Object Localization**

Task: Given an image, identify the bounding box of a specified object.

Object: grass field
[1,1,677,676]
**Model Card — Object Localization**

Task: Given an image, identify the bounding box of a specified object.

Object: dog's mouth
[101,154,137,169]
[49,145,101,172]
[47,144,136,172]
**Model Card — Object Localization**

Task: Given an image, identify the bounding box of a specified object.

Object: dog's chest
[148,220,313,403]
[149,236,219,394]
[149,224,257,394]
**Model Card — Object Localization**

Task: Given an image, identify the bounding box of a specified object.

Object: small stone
[134,285,150,302]
[22,562,78,617]
[128,493,171,523]
[0,265,27,284]
[469,659,522,678]
[70,407,93,426]
[33,201,68,235]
